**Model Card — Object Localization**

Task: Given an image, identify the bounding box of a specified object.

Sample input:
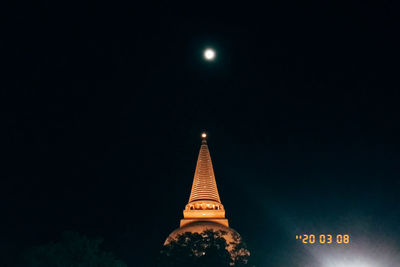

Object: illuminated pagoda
[165,133,247,255]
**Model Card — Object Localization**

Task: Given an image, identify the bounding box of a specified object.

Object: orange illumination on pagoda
[180,133,228,227]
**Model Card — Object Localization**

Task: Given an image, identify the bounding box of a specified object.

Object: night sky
[2,1,400,266]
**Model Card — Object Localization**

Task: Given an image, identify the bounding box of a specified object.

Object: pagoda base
[180,218,229,227]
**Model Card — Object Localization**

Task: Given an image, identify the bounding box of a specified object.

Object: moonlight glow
[204,49,216,61]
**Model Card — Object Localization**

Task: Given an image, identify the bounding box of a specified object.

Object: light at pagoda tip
[201,133,207,138]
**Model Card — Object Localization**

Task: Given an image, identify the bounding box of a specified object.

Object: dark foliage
[21,231,126,267]
[158,230,250,267]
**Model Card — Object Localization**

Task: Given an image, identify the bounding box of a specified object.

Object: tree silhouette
[22,231,126,267]
[159,230,250,267]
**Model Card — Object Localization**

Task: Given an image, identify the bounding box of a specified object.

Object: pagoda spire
[180,133,229,227]
[188,133,221,203]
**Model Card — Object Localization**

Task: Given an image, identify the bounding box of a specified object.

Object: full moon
[204,49,216,61]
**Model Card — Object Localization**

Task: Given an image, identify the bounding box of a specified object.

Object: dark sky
[2,1,400,266]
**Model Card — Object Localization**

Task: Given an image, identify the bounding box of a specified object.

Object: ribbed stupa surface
[188,140,221,203]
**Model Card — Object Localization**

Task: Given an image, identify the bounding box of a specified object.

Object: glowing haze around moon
[204,48,216,61]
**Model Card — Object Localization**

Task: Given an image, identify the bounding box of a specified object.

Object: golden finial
[201,132,207,144]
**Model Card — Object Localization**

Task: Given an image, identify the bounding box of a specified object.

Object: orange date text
[295,234,350,244]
